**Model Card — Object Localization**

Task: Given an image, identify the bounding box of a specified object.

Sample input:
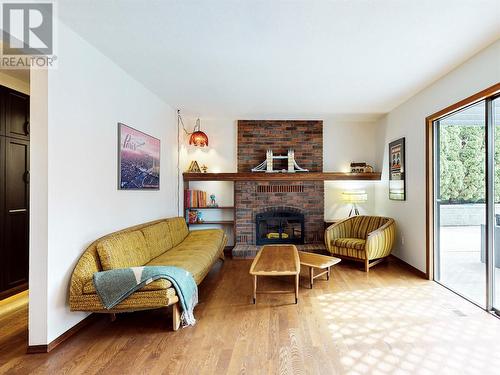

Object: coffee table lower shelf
[252,274,299,304]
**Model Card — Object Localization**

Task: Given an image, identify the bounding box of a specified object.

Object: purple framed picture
[118,123,160,190]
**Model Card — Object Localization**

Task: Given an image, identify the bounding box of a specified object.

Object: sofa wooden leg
[364,259,369,273]
[172,303,181,331]
[109,313,116,322]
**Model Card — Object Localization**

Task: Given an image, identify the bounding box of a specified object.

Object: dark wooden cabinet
[0,86,29,299]
[0,136,4,293]
[3,138,29,291]
[5,90,29,140]
[0,87,5,137]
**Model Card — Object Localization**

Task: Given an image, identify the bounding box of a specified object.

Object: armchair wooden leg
[309,267,314,289]
[364,258,369,273]
[109,313,116,322]
[253,275,257,304]
[172,303,181,331]
[295,274,299,304]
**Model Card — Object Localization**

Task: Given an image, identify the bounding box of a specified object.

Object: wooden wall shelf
[183,172,381,182]
[185,206,234,210]
[188,221,234,225]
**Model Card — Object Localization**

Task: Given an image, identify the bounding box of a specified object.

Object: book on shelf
[184,189,207,208]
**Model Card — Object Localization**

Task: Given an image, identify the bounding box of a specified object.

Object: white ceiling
[58,0,500,117]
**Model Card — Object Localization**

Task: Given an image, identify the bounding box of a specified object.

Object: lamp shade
[342,190,368,203]
[189,131,209,147]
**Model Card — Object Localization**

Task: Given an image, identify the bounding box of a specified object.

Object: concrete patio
[438,225,500,307]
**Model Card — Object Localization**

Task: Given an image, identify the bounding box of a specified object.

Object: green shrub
[439,125,492,203]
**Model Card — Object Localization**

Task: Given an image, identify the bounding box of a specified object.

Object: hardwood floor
[2,259,500,374]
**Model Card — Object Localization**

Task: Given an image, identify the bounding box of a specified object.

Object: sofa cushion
[187,228,224,243]
[167,217,189,247]
[146,229,224,284]
[97,230,150,270]
[82,278,172,295]
[333,237,366,250]
[332,246,367,260]
[142,221,173,259]
[352,216,388,239]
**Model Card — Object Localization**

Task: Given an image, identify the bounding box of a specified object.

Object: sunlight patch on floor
[316,284,500,374]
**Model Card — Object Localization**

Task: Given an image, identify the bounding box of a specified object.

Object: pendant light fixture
[188,118,209,147]
[177,109,210,215]
[177,110,209,147]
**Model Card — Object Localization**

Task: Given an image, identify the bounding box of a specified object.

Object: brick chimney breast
[235,121,324,245]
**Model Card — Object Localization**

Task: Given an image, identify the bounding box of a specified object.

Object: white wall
[323,120,380,219]
[29,69,48,346]
[29,23,178,345]
[375,39,500,272]
[181,117,381,223]
[179,117,236,245]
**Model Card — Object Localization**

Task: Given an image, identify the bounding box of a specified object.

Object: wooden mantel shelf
[183,172,381,181]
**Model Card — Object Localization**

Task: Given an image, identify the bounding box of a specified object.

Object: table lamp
[342,190,368,216]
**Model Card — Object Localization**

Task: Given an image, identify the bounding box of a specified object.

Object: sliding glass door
[434,101,486,307]
[493,96,500,311]
[433,89,500,311]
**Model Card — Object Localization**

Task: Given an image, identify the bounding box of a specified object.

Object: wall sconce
[342,190,368,216]
[177,110,209,147]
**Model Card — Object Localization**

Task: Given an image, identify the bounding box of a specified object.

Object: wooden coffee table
[298,251,341,288]
[249,245,300,304]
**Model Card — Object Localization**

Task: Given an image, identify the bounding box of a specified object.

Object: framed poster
[118,123,160,190]
[389,137,405,200]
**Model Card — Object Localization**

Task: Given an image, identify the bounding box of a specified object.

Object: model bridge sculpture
[251,149,309,173]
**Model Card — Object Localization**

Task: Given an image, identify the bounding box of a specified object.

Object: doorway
[427,83,500,311]
[0,76,30,300]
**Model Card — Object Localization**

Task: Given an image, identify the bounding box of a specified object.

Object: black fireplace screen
[255,209,305,245]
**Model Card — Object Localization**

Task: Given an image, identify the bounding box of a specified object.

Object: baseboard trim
[27,313,100,354]
[389,255,427,279]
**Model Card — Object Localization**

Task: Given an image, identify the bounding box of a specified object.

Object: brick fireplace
[235,120,324,246]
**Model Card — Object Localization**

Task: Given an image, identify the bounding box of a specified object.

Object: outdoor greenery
[439,125,500,203]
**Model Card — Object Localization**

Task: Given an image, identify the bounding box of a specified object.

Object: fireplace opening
[255,209,305,245]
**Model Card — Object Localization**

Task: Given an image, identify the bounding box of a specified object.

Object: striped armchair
[325,216,396,272]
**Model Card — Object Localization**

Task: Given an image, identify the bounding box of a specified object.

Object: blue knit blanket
[93,265,198,326]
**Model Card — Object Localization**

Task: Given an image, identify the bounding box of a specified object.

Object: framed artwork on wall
[118,123,160,190]
[389,137,405,200]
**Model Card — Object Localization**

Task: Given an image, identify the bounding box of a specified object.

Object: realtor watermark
[1,2,57,68]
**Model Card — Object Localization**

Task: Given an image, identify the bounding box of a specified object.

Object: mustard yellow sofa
[69,217,227,330]
[324,216,395,272]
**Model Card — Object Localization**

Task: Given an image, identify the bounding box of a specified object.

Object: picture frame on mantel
[389,137,405,201]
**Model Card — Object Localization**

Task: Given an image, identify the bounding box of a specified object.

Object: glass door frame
[488,93,500,314]
[432,101,486,308]
[426,83,500,313]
